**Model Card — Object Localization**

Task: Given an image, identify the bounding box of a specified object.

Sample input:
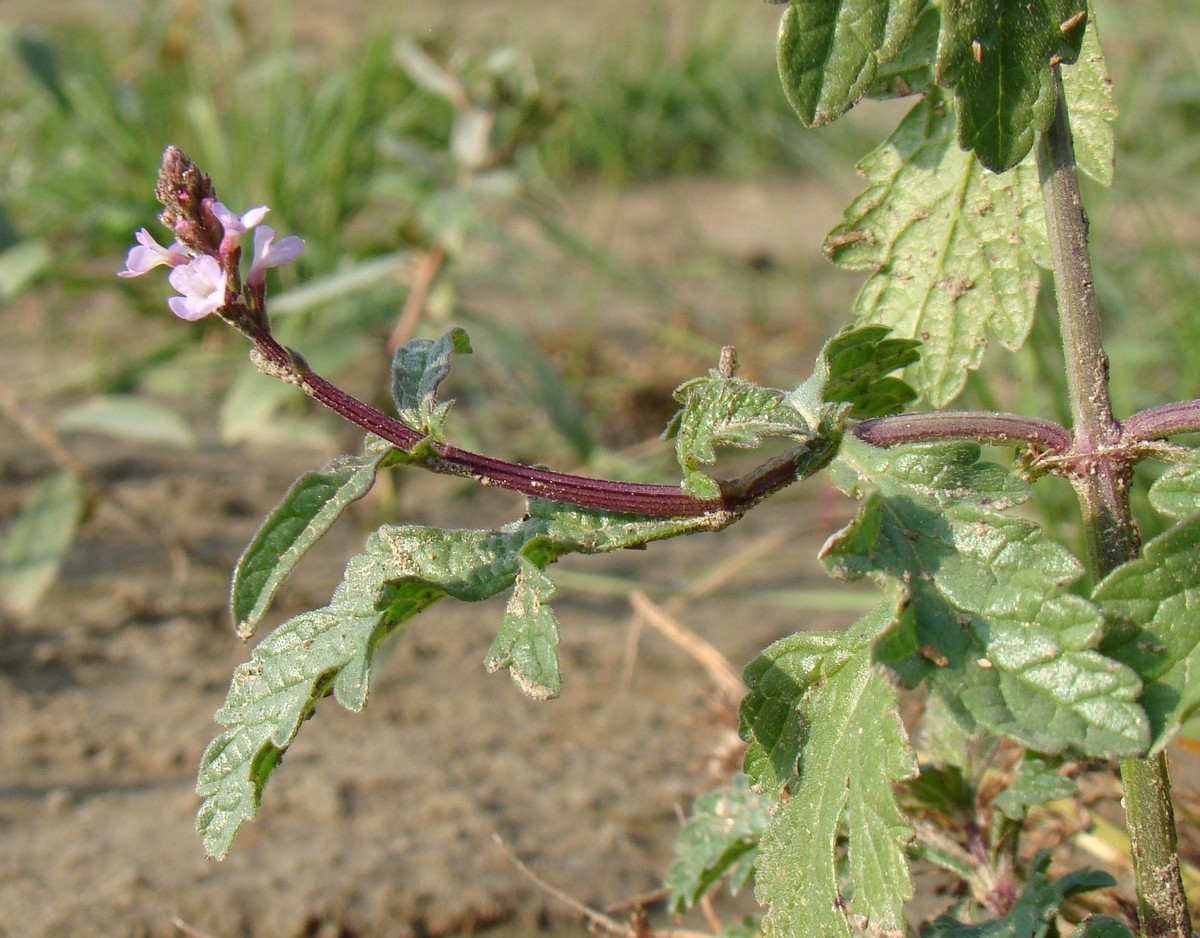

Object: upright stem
[1037,69,1192,937]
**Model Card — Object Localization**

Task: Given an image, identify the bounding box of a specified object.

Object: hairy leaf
[1148,457,1200,520]
[484,556,562,700]
[666,773,772,913]
[666,371,812,498]
[937,0,1088,172]
[231,436,394,639]
[390,327,472,441]
[0,470,85,616]
[822,438,1149,756]
[923,850,1113,936]
[1095,515,1200,751]
[776,0,924,125]
[824,95,1045,406]
[820,324,921,418]
[743,603,917,937]
[1061,16,1116,187]
[199,500,726,858]
[991,754,1075,821]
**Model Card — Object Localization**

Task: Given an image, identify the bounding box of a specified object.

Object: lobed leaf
[665,371,813,498]
[824,94,1045,406]
[922,850,1114,937]
[390,327,472,442]
[665,773,772,914]
[822,437,1149,757]
[484,556,562,700]
[199,498,726,858]
[1095,515,1200,752]
[776,0,924,126]
[820,324,921,418]
[230,435,394,639]
[743,603,917,937]
[0,470,85,616]
[937,0,1088,173]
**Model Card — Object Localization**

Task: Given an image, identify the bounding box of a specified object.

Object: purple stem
[854,410,1071,453]
[1123,400,1200,443]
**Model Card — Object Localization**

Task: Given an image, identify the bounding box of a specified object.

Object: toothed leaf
[485,556,562,700]
[822,437,1149,757]
[231,435,394,638]
[937,0,1088,172]
[1095,515,1200,752]
[776,0,924,126]
[742,603,917,938]
[824,95,1045,406]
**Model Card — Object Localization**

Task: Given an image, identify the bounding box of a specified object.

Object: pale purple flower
[211,201,269,238]
[118,228,191,278]
[166,255,228,321]
[247,226,305,287]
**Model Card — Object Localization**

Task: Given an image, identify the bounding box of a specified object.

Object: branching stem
[1037,68,1192,938]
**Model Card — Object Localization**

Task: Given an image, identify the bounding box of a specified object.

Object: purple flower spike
[118,228,192,278]
[166,255,228,321]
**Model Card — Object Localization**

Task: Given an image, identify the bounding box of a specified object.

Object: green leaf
[1061,15,1116,187]
[937,0,1088,172]
[666,371,813,498]
[199,501,726,858]
[56,394,196,450]
[1072,916,1136,938]
[390,327,472,442]
[665,773,772,914]
[1147,456,1200,520]
[824,95,1045,406]
[820,324,921,418]
[1095,515,1200,751]
[991,754,1075,821]
[776,0,924,126]
[484,556,562,700]
[230,436,394,639]
[822,437,1149,757]
[742,603,917,938]
[868,4,941,99]
[0,470,85,616]
[922,850,1113,937]
[14,32,71,111]
[0,239,52,301]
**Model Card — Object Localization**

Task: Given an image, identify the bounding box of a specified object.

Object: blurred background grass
[0,0,1198,553]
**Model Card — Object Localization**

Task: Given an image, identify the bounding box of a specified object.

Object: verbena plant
[118,3,1199,936]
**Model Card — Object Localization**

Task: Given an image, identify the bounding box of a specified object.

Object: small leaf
[1061,16,1116,187]
[937,0,1088,172]
[0,470,85,616]
[824,94,1045,406]
[485,557,562,700]
[231,436,394,639]
[743,603,917,938]
[665,774,772,913]
[390,328,472,442]
[776,0,924,126]
[1095,515,1200,751]
[823,437,1149,757]
[820,324,921,418]
[56,394,196,450]
[1147,456,1200,520]
[667,371,812,497]
[922,850,1113,936]
[992,754,1075,821]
